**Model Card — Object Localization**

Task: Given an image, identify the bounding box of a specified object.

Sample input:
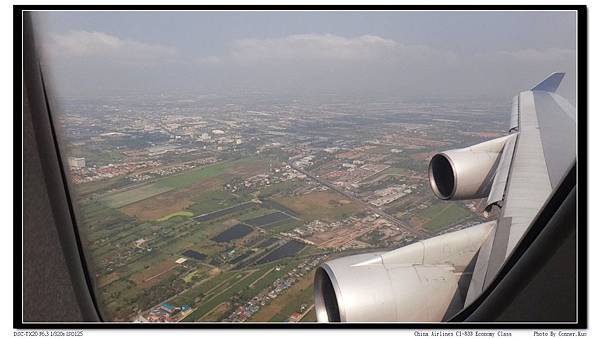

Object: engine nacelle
[314,221,495,322]
[429,135,511,200]
[315,256,459,322]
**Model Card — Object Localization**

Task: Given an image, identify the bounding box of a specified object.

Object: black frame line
[15,4,588,329]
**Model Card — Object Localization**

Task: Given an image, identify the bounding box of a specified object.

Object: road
[289,163,429,237]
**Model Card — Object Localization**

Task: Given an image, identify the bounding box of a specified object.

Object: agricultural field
[256,241,305,265]
[187,191,246,216]
[75,176,130,196]
[100,184,173,209]
[269,285,314,322]
[300,308,317,322]
[250,271,315,322]
[182,263,280,322]
[162,255,308,322]
[169,270,238,306]
[239,265,290,299]
[261,218,304,234]
[182,265,213,284]
[275,191,362,222]
[99,158,268,220]
[414,202,473,232]
[258,180,306,199]
[72,148,409,322]
[201,302,231,321]
[193,202,257,222]
[159,158,269,189]
[71,157,282,319]
[245,211,294,229]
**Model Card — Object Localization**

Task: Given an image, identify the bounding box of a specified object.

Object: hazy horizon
[35,11,577,102]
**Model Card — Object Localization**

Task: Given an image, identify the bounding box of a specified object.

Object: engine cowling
[315,256,460,322]
[314,221,495,322]
[428,135,511,200]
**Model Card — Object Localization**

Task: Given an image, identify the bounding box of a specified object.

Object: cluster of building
[291,155,315,169]
[144,302,193,322]
[68,158,159,184]
[225,165,306,193]
[287,304,311,323]
[68,157,86,169]
[285,217,359,240]
[128,157,217,183]
[367,184,414,207]
[287,220,331,238]
[325,163,390,190]
[156,116,245,146]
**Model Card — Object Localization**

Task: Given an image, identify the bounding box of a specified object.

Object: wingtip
[532,72,565,92]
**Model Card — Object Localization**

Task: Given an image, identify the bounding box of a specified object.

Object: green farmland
[418,203,472,232]
[155,160,240,189]
[182,264,277,322]
[100,184,173,208]
[98,158,266,209]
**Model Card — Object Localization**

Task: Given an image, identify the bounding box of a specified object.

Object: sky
[34,11,577,101]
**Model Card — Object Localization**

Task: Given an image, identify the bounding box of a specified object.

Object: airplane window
[32,10,576,322]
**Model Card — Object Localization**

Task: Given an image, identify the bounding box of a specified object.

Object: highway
[288,163,429,238]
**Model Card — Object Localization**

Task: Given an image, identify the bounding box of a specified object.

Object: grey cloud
[230,34,399,62]
[196,33,458,67]
[43,30,179,65]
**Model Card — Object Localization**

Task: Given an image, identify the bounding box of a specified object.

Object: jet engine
[428,135,512,200]
[314,221,495,322]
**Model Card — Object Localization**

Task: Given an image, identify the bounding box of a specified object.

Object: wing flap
[509,95,519,132]
[486,133,518,208]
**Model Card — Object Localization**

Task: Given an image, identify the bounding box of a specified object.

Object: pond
[256,240,305,265]
[182,249,207,260]
[211,223,253,243]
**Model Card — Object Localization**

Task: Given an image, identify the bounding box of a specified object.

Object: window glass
[33,10,576,322]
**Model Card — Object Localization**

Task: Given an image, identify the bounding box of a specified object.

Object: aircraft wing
[313,73,576,322]
[464,72,576,304]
